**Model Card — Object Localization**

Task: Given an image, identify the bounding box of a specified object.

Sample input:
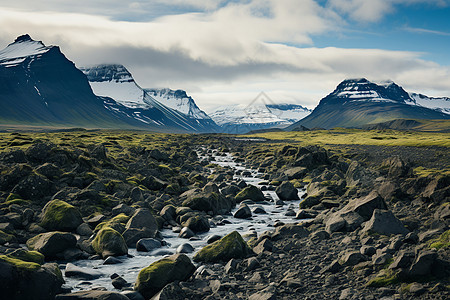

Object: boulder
[65,263,103,279]
[26,231,77,259]
[181,215,210,233]
[275,181,299,200]
[182,190,233,215]
[339,251,367,266]
[11,174,52,200]
[234,204,252,219]
[0,255,63,300]
[92,227,128,258]
[176,243,195,254]
[345,161,377,188]
[40,200,83,232]
[126,208,158,234]
[408,250,437,277]
[382,156,411,178]
[7,248,45,265]
[160,205,176,222]
[134,254,195,299]
[283,167,308,180]
[178,227,195,239]
[122,228,157,247]
[361,209,408,236]
[235,185,265,203]
[342,191,387,221]
[193,231,253,263]
[136,238,162,252]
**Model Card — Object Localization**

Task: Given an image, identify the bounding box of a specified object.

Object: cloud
[403,26,450,36]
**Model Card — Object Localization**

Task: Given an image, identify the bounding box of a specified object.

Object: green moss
[367,269,401,287]
[6,193,22,201]
[7,249,45,265]
[0,230,14,244]
[136,258,175,291]
[40,199,82,231]
[430,230,450,250]
[193,231,253,263]
[111,213,130,224]
[91,227,127,257]
[0,255,40,271]
[235,185,265,202]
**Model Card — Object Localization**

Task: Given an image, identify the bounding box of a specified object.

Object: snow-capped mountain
[407,93,450,115]
[80,64,219,133]
[0,34,142,129]
[288,78,449,130]
[210,99,311,134]
[145,88,210,120]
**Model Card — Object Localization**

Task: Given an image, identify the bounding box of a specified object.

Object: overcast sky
[0,0,449,112]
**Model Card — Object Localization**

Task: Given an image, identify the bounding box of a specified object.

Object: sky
[0,0,449,112]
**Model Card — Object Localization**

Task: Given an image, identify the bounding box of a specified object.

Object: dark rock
[136,238,162,252]
[112,276,129,289]
[135,254,195,299]
[361,209,408,235]
[26,231,77,259]
[104,256,122,265]
[182,215,210,233]
[160,205,176,222]
[234,204,252,219]
[342,191,387,221]
[275,181,299,200]
[206,235,222,244]
[12,174,52,200]
[235,185,265,203]
[283,167,308,180]
[40,199,83,232]
[65,263,103,279]
[122,228,157,247]
[408,250,437,277]
[176,243,195,254]
[339,251,367,266]
[253,238,273,254]
[178,227,195,239]
[56,290,129,300]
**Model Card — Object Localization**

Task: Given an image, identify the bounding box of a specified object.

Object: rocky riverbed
[0,131,448,300]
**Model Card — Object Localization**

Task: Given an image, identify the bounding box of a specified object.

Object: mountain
[210,93,311,134]
[407,93,450,115]
[287,78,450,130]
[0,34,146,129]
[81,64,219,133]
[145,88,210,120]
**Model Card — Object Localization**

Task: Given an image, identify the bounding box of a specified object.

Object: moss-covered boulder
[40,200,83,232]
[92,227,128,258]
[235,185,265,203]
[0,255,63,300]
[193,231,253,263]
[135,253,195,299]
[0,229,15,245]
[26,231,77,259]
[7,249,45,265]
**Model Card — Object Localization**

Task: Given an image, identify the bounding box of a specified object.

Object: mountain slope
[288,78,449,130]
[0,34,141,128]
[81,64,219,133]
[210,101,311,134]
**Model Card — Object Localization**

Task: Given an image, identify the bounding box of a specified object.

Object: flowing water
[64,149,304,291]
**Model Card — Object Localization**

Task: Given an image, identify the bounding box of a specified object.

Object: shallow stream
[64,149,304,291]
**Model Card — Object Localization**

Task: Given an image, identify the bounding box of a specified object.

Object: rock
[248,284,277,300]
[295,209,316,219]
[360,246,376,256]
[7,249,45,265]
[252,206,267,214]
[193,231,253,263]
[112,276,129,289]
[36,163,62,180]
[382,156,411,178]
[0,229,15,244]
[126,208,158,235]
[234,204,252,219]
[178,227,195,239]
[221,185,240,196]
[87,214,106,227]
[11,174,52,200]
[253,238,273,254]
[77,223,94,236]
[176,243,195,254]
[246,257,261,271]
[26,231,77,259]
[389,250,414,270]
[122,228,157,247]
[224,258,239,274]
[206,235,222,244]
[55,290,129,300]
[65,263,103,279]
[325,214,346,233]
[408,250,437,277]
[342,191,387,221]
[135,254,195,299]
[274,223,310,238]
[181,189,233,215]
[310,230,330,241]
[130,187,144,202]
[181,215,210,233]
[339,251,367,266]
[112,204,136,217]
[361,209,408,236]
[120,291,145,300]
[275,181,299,200]
[136,238,162,252]
[40,200,83,232]
[320,259,341,274]
[0,255,63,300]
[92,227,128,258]
[283,167,308,180]
[345,161,377,188]
[235,185,265,203]
[104,256,122,265]
[160,205,176,222]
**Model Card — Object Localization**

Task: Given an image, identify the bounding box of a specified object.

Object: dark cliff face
[288,78,449,130]
[80,64,134,83]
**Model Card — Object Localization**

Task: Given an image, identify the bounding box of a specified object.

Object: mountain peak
[0,34,50,62]
[80,64,134,83]
[14,34,34,43]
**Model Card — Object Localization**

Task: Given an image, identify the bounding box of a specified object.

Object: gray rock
[64,263,103,280]
[325,214,346,233]
[409,250,437,277]
[246,257,261,271]
[104,256,122,265]
[176,243,195,254]
[275,181,299,200]
[342,190,387,221]
[178,227,195,239]
[253,238,273,254]
[248,285,277,300]
[362,209,408,236]
[120,291,145,300]
[56,290,129,300]
[234,204,252,219]
[339,251,367,266]
[136,238,162,252]
[389,250,414,270]
[112,276,129,289]
[224,258,239,274]
[126,208,158,234]
[26,231,77,259]
[76,223,93,236]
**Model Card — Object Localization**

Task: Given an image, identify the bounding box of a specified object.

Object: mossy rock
[7,249,45,265]
[0,254,40,271]
[135,253,195,299]
[235,185,265,203]
[0,229,14,244]
[40,200,83,232]
[367,269,402,287]
[193,231,253,263]
[26,231,77,259]
[430,230,450,250]
[92,227,128,258]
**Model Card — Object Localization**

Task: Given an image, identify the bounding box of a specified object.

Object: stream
[64,148,305,292]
